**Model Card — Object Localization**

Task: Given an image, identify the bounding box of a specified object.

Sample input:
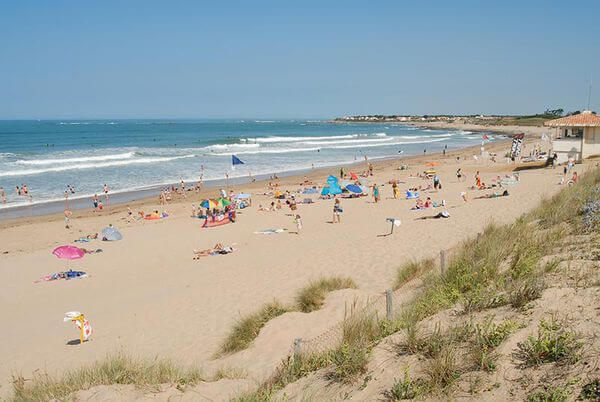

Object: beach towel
[406,191,419,199]
[254,229,285,235]
[37,269,88,282]
[74,238,91,243]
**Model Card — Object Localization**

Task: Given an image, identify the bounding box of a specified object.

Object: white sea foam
[243,133,386,143]
[0,154,195,177]
[15,152,135,165]
[300,137,394,145]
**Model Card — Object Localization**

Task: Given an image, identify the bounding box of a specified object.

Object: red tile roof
[545,111,600,127]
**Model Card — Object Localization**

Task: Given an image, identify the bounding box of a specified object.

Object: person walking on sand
[103,184,109,205]
[372,183,380,203]
[294,214,302,234]
[0,187,5,204]
[333,198,342,223]
[64,190,69,209]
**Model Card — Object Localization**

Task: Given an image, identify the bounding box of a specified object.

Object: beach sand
[0,132,574,398]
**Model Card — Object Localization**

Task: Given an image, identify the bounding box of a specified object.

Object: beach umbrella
[349,172,359,181]
[52,245,85,269]
[217,197,232,207]
[201,199,218,209]
[101,226,122,241]
[346,184,362,194]
[340,180,352,189]
[53,245,85,260]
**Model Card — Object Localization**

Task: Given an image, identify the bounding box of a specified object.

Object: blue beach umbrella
[346,184,362,194]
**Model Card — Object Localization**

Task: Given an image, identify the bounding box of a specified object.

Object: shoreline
[0,134,504,226]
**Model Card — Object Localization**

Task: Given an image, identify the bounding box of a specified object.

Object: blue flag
[232,155,244,169]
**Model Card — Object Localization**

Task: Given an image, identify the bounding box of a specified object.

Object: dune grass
[295,276,357,313]
[394,259,435,290]
[218,301,290,356]
[219,276,357,357]
[10,353,204,402]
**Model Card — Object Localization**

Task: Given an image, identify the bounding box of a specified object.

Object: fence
[289,244,462,360]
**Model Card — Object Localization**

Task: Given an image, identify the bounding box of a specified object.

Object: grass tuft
[218,301,289,356]
[424,347,461,394]
[394,259,435,290]
[295,277,357,313]
[383,370,425,400]
[514,316,582,368]
[527,385,570,402]
[11,353,203,402]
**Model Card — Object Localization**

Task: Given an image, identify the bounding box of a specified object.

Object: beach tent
[101,226,122,241]
[321,186,330,196]
[326,175,342,195]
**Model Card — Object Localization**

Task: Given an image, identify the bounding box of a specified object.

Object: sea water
[0,119,486,210]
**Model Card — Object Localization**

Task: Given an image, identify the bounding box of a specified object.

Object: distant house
[545,111,600,163]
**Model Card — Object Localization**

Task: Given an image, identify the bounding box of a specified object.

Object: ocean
[0,119,488,214]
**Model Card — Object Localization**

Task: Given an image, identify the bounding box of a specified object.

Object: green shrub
[384,370,425,400]
[579,378,600,400]
[527,385,570,402]
[515,317,582,367]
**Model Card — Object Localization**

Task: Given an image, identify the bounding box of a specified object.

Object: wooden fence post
[440,249,446,274]
[293,338,302,359]
[385,289,393,320]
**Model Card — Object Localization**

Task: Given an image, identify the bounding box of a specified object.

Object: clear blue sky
[1,1,599,119]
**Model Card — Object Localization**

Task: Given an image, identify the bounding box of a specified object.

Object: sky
[1,1,599,119]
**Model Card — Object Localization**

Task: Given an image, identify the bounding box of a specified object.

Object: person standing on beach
[103,184,109,205]
[92,194,99,211]
[368,162,373,176]
[392,181,399,199]
[0,187,5,204]
[294,214,302,234]
[456,168,463,182]
[64,190,69,209]
[181,180,186,198]
[372,183,380,203]
[333,198,342,223]
[433,174,440,190]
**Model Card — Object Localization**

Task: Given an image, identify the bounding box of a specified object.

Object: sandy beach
[0,131,574,398]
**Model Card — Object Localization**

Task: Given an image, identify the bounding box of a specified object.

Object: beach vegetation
[579,378,600,400]
[383,370,425,400]
[393,258,434,289]
[10,353,204,402]
[218,301,289,356]
[295,276,357,313]
[527,385,570,402]
[514,316,582,368]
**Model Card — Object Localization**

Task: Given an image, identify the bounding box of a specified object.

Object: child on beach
[372,183,380,203]
[294,214,302,234]
[64,209,72,229]
[333,198,342,223]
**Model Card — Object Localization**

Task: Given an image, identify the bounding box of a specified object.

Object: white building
[545,111,600,163]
